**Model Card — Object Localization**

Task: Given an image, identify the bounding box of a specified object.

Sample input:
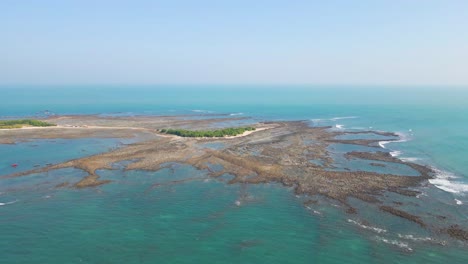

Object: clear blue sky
[1,0,467,85]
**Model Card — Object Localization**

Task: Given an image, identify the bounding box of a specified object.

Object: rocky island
[1,114,466,242]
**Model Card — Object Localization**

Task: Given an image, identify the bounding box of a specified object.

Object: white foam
[428,168,468,194]
[0,200,18,206]
[305,206,322,215]
[397,234,447,246]
[229,112,243,116]
[330,116,358,121]
[416,192,428,198]
[398,234,434,242]
[390,151,402,157]
[375,236,413,252]
[379,135,409,150]
[310,116,358,123]
[335,124,344,129]
[400,157,421,162]
[379,141,391,148]
[455,199,463,205]
[348,219,387,234]
[192,109,212,113]
[235,200,241,206]
[312,210,322,215]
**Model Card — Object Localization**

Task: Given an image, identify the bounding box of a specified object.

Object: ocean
[1,85,467,263]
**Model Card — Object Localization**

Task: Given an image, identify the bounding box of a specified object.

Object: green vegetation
[160,127,255,137]
[0,119,56,129]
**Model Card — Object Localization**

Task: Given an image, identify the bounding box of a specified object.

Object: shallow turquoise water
[1,166,467,263]
[1,86,468,263]
[0,138,128,176]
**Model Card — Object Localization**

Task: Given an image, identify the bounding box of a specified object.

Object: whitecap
[400,157,421,162]
[379,140,393,148]
[348,219,387,234]
[0,200,18,206]
[310,116,358,123]
[398,234,434,242]
[428,168,468,194]
[192,109,212,113]
[379,132,410,149]
[305,206,322,215]
[330,116,358,121]
[397,234,447,246]
[375,236,413,252]
[390,151,402,157]
[455,199,463,205]
[416,192,427,198]
[229,112,243,116]
[235,200,241,206]
[335,124,344,129]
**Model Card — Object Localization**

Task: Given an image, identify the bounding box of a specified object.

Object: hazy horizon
[2,0,468,86]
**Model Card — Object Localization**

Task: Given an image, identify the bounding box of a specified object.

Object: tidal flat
[1,114,467,246]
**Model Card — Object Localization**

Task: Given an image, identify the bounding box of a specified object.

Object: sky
[1,0,468,86]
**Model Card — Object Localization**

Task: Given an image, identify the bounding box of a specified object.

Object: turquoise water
[1,86,468,263]
[0,138,130,176]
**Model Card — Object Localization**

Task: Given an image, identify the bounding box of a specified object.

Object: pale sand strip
[4,123,275,140]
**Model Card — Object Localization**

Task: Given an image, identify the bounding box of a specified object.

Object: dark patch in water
[380,206,426,227]
[237,239,263,250]
[445,225,468,241]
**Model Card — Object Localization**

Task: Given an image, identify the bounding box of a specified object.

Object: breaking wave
[398,234,433,242]
[0,200,18,206]
[428,168,468,194]
[397,234,446,245]
[330,116,358,121]
[191,109,213,113]
[378,132,409,149]
[348,219,387,234]
[400,157,421,162]
[311,116,358,124]
[375,236,413,252]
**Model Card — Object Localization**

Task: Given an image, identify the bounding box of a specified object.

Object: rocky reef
[1,115,467,242]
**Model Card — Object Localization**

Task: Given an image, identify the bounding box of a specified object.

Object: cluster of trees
[0,119,56,129]
[160,127,255,137]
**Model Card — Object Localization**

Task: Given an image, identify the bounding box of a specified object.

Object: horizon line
[1,83,468,88]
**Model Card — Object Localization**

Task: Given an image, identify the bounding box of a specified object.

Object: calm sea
[1,86,467,263]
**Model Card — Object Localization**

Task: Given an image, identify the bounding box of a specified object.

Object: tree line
[160,127,255,137]
[0,119,56,129]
